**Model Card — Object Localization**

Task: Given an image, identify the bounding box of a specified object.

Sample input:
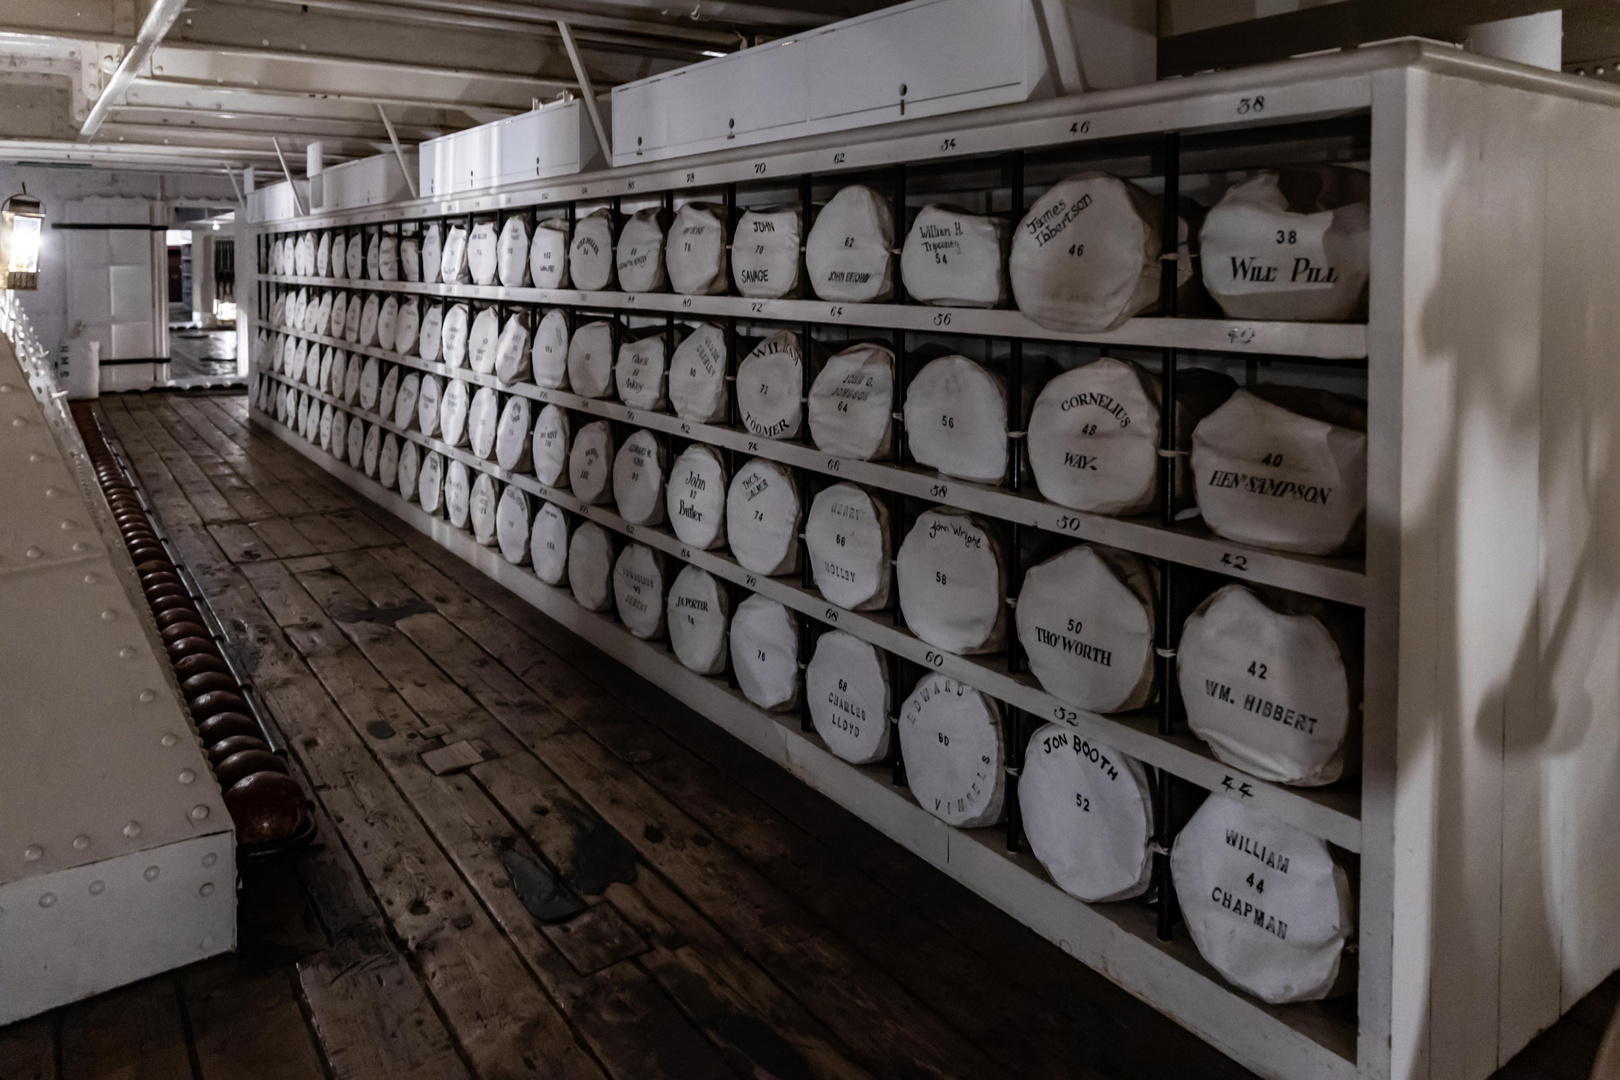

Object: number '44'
[1246,872,1265,893]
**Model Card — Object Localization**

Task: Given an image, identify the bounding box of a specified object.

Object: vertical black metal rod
[892,163,907,305]
[725,317,740,430]
[892,328,908,468]
[799,173,813,298]
[1002,146,1030,852]
[799,614,814,733]
[890,651,907,788]
[1005,707,1024,852]
[1153,131,1182,944]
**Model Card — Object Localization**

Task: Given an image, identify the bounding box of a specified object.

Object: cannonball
[225,771,309,845]
[174,653,230,681]
[182,671,239,698]
[215,749,288,791]
[198,711,261,745]
[189,690,250,722]
[208,735,271,765]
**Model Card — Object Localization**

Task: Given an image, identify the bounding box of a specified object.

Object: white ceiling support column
[224,165,245,207]
[376,103,419,199]
[271,136,307,215]
[79,0,189,139]
[557,20,611,162]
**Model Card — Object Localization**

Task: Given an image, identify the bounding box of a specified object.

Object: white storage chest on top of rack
[609,0,1156,167]
[245,41,1620,1080]
[419,98,602,198]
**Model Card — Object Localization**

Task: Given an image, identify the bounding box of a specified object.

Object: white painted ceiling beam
[119,81,469,128]
[104,105,442,142]
[80,0,188,138]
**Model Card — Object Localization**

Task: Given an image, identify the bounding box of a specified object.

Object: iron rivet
[124,821,142,838]
[160,733,178,747]
[199,882,215,897]
[178,769,196,785]
[0,383,10,392]
[25,546,42,559]
[28,452,43,462]
[202,852,218,868]
[83,572,98,584]
[138,689,155,703]
[45,486,61,497]
[72,541,88,552]
[101,608,117,621]
[89,880,105,895]
[39,892,56,908]
[60,520,74,530]
[73,834,90,850]
[119,646,136,659]
[200,934,217,950]
[24,845,43,861]
[144,866,160,881]
[190,804,210,821]
[11,416,24,427]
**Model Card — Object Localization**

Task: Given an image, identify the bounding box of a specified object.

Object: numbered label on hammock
[358,293,380,346]
[531,502,571,585]
[329,411,347,463]
[569,208,616,291]
[533,309,570,389]
[377,295,400,352]
[613,543,667,639]
[495,395,533,473]
[666,202,728,296]
[318,403,334,451]
[737,330,803,440]
[1019,725,1153,902]
[897,507,1007,655]
[440,223,470,283]
[732,206,801,298]
[727,458,801,576]
[358,356,382,410]
[807,631,891,765]
[347,233,364,279]
[497,216,531,287]
[467,386,501,460]
[1016,543,1157,714]
[418,303,445,363]
[379,433,400,490]
[494,313,530,386]
[531,403,571,487]
[615,207,669,293]
[612,429,667,526]
[416,374,443,436]
[530,218,570,289]
[378,233,399,282]
[366,233,381,280]
[441,303,470,369]
[730,594,800,712]
[615,332,669,410]
[805,184,894,302]
[568,420,615,505]
[496,483,533,565]
[1010,172,1184,333]
[667,444,726,550]
[378,365,400,423]
[329,292,348,337]
[1178,584,1356,786]
[316,232,331,277]
[419,450,445,515]
[468,306,500,374]
[1171,795,1354,1005]
[1191,387,1367,556]
[899,675,1004,827]
[470,472,500,545]
[329,233,347,280]
[394,297,420,357]
[394,372,420,430]
[1199,167,1369,321]
[1028,357,1162,515]
[398,439,420,501]
[439,378,471,448]
[905,355,1010,484]
[901,204,1009,308]
[568,522,615,612]
[667,565,729,675]
[444,460,472,529]
[809,342,893,461]
[567,320,616,399]
[668,322,728,423]
[421,223,443,285]
[399,234,421,283]
[806,483,890,611]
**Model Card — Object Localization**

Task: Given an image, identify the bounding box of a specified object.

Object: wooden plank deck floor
[4,388,1612,1080]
